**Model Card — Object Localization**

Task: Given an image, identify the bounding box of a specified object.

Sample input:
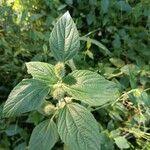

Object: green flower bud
[38,101,56,115]
[64,97,72,103]
[44,104,56,115]
[55,62,65,79]
[59,101,66,108]
[52,87,65,100]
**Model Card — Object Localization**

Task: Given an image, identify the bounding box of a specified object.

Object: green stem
[91,102,112,112]
[83,27,101,37]
[50,109,59,121]
[68,59,76,71]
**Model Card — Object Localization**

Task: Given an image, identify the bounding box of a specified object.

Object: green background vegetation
[0,0,150,149]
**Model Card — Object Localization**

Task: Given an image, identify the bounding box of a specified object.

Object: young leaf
[114,136,130,149]
[80,37,111,56]
[58,103,100,150]
[109,57,125,68]
[63,70,119,106]
[3,79,50,117]
[29,119,59,150]
[26,62,58,84]
[49,11,80,62]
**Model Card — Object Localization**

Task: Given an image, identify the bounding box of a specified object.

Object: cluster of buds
[38,101,56,115]
[54,62,65,79]
[52,86,65,100]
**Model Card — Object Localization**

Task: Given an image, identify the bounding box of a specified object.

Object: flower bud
[38,101,56,115]
[54,62,65,79]
[52,87,65,100]
[44,104,56,115]
[58,101,66,108]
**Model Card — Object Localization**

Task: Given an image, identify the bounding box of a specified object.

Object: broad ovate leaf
[49,11,80,62]
[26,62,58,84]
[3,79,50,117]
[58,103,100,150]
[63,70,119,106]
[29,119,59,150]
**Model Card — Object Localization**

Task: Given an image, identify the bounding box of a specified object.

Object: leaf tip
[25,62,30,68]
[63,11,71,19]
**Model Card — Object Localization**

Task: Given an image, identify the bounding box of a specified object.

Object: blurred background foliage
[0,0,150,149]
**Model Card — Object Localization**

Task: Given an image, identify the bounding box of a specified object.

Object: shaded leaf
[116,1,132,12]
[101,0,110,14]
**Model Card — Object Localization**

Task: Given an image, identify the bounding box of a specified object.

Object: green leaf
[14,142,26,150]
[116,1,131,12]
[109,57,125,68]
[101,0,110,14]
[26,62,58,84]
[64,144,71,150]
[29,119,58,150]
[3,79,50,117]
[112,34,121,49]
[49,11,80,62]
[86,13,95,25]
[58,103,100,150]
[5,124,22,136]
[114,136,130,149]
[63,70,119,106]
[65,0,73,5]
[141,92,150,109]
